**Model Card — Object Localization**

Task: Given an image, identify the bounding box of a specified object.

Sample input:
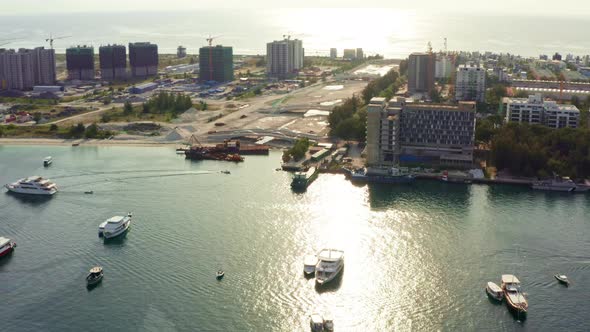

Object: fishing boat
[291,167,319,190]
[501,274,528,315]
[310,313,325,332]
[532,176,577,192]
[0,237,16,258]
[84,191,94,194]
[86,266,103,286]
[441,170,472,184]
[304,255,318,276]
[486,281,504,301]
[315,249,344,285]
[554,274,570,286]
[216,270,225,280]
[43,156,53,167]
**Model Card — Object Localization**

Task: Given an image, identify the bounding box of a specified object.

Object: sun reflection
[276,8,418,56]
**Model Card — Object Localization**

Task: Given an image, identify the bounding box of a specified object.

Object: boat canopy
[310,314,324,324]
[107,216,126,224]
[487,282,502,292]
[89,266,103,274]
[304,255,318,266]
[0,237,10,247]
[501,274,520,284]
[318,249,344,262]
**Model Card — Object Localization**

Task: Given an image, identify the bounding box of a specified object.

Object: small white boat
[43,156,53,167]
[554,274,570,286]
[86,266,103,286]
[486,281,503,301]
[99,213,132,239]
[216,270,225,280]
[315,249,344,285]
[84,190,94,195]
[310,313,325,332]
[0,237,17,258]
[304,255,318,276]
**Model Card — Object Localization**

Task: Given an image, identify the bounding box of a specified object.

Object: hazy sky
[3,0,590,16]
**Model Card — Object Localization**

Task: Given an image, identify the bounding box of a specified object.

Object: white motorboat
[99,213,132,239]
[43,156,53,167]
[310,313,325,332]
[5,176,57,195]
[315,249,344,285]
[486,281,503,301]
[532,176,576,192]
[304,255,318,275]
[554,274,570,286]
[0,237,17,258]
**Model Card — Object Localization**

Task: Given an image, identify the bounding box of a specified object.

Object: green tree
[49,124,58,131]
[84,123,99,138]
[33,112,42,123]
[124,101,133,115]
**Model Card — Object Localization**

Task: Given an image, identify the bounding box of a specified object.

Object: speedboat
[501,274,528,315]
[310,313,325,332]
[86,266,103,286]
[554,274,570,286]
[5,176,57,195]
[486,281,503,301]
[43,156,53,167]
[0,237,16,258]
[216,270,225,280]
[304,255,318,276]
[221,170,231,175]
[84,191,94,195]
[98,213,132,239]
[315,249,344,285]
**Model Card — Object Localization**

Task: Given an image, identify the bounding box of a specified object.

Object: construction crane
[46,33,71,49]
[206,35,221,82]
[427,41,433,54]
[0,37,22,48]
[444,37,447,54]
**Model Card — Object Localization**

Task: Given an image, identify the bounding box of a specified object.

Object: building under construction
[408,52,435,94]
[129,42,158,77]
[66,46,95,80]
[99,45,127,80]
[199,45,233,83]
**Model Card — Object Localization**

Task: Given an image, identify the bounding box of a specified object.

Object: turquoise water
[0,145,589,331]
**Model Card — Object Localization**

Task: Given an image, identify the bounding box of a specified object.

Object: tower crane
[206,35,222,82]
[46,33,71,49]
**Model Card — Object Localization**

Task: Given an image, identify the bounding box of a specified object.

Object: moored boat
[291,167,319,190]
[304,255,318,276]
[486,281,503,301]
[0,237,16,258]
[216,270,225,280]
[99,213,132,239]
[323,316,334,331]
[43,156,53,167]
[5,176,57,195]
[86,266,103,286]
[310,313,325,332]
[315,249,344,285]
[501,274,528,315]
[554,274,570,286]
[351,167,414,184]
[532,176,576,192]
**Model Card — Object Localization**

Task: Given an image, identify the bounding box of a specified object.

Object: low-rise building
[503,94,580,129]
[366,97,476,168]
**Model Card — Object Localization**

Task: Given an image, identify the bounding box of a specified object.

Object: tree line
[140,91,194,117]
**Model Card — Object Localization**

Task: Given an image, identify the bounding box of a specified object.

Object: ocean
[0,9,589,58]
[0,145,589,331]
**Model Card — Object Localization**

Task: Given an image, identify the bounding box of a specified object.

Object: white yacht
[315,249,344,285]
[0,237,16,258]
[5,176,57,195]
[98,213,132,239]
[304,255,318,276]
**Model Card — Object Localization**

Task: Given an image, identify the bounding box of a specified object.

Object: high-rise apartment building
[0,47,55,90]
[129,42,158,77]
[199,45,234,83]
[177,46,187,59]
[99,45,127,81]
[503,94,580,129]
[343,49,356,60]
[366,97,476,168]
[66,46,95,80]
[356,48,364,60]
[455,63,486,103]
[266,38,304,79]
[330,48,337,59]
[407,52,435,94]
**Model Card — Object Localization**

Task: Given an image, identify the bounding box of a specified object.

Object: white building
[435,55,452,79]
[266,38,304,79]
[503,94,580,129]
[455,63,486,103]
[330,48,337,59]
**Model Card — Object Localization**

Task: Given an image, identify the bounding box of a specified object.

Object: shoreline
[0,138,182,148]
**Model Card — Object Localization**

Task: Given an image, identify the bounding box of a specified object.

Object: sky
[3,0,590,16]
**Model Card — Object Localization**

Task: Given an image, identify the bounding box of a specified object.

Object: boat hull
[291,171,319,190]
[316,264,344,285]
[486,287,503,301]
[532,185,575,192]
[6,186,57,195]
[0,245,15,258]
[86,274,103,286]
[351,175,415,184]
